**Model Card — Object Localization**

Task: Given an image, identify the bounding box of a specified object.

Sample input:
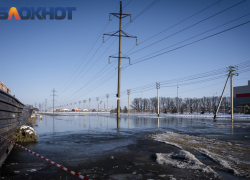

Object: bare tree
[166,97,171,112]
[131,98,140,111]
[150,97,158,113]
[205,97,211,114]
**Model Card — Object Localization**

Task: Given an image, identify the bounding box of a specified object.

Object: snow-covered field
[151,132,250,179]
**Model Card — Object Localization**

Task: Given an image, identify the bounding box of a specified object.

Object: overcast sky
[1,0,250,110]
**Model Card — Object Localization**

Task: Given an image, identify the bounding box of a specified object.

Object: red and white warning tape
[0,135,89,180]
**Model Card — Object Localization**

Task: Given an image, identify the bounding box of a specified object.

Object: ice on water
[152,131,250,178]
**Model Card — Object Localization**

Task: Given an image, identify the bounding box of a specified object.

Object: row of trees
[129,96,234,114]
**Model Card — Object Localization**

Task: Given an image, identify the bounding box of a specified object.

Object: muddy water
[1,113,249,180]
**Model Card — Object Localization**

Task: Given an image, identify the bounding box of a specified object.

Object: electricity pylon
[103,1,137,121]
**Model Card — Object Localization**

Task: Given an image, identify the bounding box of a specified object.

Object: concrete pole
[96,97,99,112]
[117,1,122,121]
[84,100,86,112]
[89,98,91,111]
[127,90,130,116]
[106,94,109,114]
[53,89,54,114]
[177,83,178,114]
[157,88,159,116]
[156,83,160,117]
[79,101,81,113]
[214,74,230,119]
[231,73,233,120]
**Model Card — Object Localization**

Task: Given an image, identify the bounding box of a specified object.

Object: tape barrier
[0,135,89,180]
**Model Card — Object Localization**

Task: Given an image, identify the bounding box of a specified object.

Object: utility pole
[45,99,47,112]
[100,100,103,111]
[96,97,99,112]
[106,94,109,114]
[229,66,238,120]
[104,1,136,121]
[156,82,160,117]
[50,88,57,114]
[177,81,182,114]
[214,66,238,120]
[83,100,86,112]
[89,98,91,111]
[127,89,130,115]
[79,101,81,113]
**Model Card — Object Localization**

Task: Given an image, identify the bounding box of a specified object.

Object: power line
[127,20,250,66]
[56,61,250,107]
[56,4,119,92]
[57,1,161,99]
[127,0,246,56]
[125,0,222,55]
[131,12,250,63]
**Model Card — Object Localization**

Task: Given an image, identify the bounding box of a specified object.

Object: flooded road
[1,113,250,180]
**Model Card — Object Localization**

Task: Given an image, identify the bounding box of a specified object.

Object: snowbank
[156,150,218,177]
[151,131,250,177]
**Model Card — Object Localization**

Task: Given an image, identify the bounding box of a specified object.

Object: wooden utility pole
[104,1,136,123]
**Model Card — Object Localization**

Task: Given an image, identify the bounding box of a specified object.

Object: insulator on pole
[130,15,132,22]
[129,57,131,65]
[136,39,137,45]
[109,14,111,21]
[103,36,105,43]
[109,56,111,64]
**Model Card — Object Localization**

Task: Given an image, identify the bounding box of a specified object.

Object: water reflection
[33,114,249,139]
[231,122,234,135]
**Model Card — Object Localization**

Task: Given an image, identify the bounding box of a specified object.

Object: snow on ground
[151,132,250,178]
[156,150,219,178]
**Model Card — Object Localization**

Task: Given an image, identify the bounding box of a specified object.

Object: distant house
[72,107,80,112]
[0,81,11,95]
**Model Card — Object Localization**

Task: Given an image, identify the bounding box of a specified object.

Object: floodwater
[1,113,250,180]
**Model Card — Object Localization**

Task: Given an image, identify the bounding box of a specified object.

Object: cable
[56,4,119,92]
[127,0,246,56]
[127,20,250,66]
[57,62,250,107]
[132,13,250,63]
[125,0,222,55]
[58,1,161,98]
